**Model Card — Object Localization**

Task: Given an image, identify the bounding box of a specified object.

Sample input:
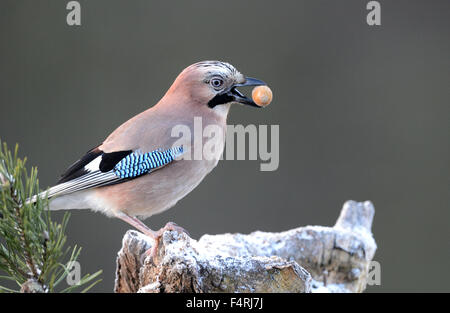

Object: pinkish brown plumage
[37,61,268,254]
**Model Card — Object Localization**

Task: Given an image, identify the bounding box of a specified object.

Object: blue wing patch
[113,146,184,179]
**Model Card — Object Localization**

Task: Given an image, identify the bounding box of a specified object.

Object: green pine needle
[0,140,102,292]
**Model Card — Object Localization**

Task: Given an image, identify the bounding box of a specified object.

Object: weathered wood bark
[115,200,376,293]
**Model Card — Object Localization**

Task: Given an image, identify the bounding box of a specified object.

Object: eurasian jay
[36,61,267,254]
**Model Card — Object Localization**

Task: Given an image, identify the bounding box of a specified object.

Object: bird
[33,61,267,255]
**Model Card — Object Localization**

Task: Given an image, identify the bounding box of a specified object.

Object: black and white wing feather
[30,145,184,202]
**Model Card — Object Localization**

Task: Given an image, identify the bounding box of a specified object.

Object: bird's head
[164,61,267,115]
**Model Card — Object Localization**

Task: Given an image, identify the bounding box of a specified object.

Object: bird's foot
[142,222,189,264]
[157,221,190,237]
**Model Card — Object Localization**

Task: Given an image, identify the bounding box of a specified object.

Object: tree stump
[114,200,376,293]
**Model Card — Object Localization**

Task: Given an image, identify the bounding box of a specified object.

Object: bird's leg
[115,214,188,262]
[141,222,190,261]
[115,213,162,261]
[115,212,158,240]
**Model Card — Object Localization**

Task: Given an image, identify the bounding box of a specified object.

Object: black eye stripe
[208,93,234,108]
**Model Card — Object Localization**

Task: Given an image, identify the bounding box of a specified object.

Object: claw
[160,221,190,237]
[141,222,189,264]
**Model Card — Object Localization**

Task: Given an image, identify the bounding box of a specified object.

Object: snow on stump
[114,200,376,293]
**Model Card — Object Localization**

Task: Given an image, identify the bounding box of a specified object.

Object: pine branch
[0,140,102,293]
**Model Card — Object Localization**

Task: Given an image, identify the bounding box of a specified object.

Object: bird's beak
[229,77,267,108]
[207,77,267,108]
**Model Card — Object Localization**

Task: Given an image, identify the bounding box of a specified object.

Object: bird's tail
[27,184,92,211]
[26,182,75,206]
[27,170,116,209]
[26,186,57,205]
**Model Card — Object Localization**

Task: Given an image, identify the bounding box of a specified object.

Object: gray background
[1,0,449,292]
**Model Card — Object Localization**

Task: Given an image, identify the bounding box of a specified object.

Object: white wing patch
[85,155,102,172]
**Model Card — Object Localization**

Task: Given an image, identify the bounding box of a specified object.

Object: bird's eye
[210,78,224,89]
